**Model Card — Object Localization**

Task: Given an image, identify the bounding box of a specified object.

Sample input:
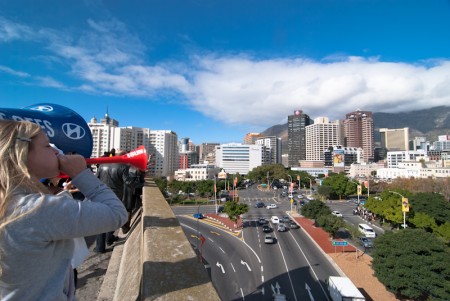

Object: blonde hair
[0,120,49,219]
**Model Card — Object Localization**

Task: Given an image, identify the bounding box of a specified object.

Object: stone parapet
[102,179,220,301]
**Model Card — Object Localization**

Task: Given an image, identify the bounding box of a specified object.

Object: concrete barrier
[99,179,220,301]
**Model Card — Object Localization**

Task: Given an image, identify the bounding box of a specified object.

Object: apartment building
[255,136,282,164]
[306,117,342,161]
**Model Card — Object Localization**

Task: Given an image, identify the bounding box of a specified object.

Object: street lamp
[305,176,312,196]
[389,191,409,229]
[287,175,293,196]
[214,175,218,214]
[287,175,293,212]
[349,179,361,205]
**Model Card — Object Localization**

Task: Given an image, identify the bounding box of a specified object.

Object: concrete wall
[102,179,220,301]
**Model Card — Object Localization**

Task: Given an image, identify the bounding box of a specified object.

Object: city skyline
[1,1,450,144]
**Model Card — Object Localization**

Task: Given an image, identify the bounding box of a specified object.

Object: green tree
[223,201,248,222]
[435,222,450,243]
[409,212,437,232]
[372,229,450,301]
[410,192,450,226]
[322,173,348,199]
[301,200,331,220]
[317,185,334,199]
[316,214,345,238]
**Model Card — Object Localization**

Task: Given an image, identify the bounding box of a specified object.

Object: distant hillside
[261,106,450,154]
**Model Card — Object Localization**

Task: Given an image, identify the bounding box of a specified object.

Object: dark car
[258,218,267,225]
[255,202,265,208]
[358,236,374,248]
[262,225,271,233]
[281,216,291,223]
[288,221,300,229]
[217,206,224,213]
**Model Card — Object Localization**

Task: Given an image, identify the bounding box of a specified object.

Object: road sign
[332,240,348,246]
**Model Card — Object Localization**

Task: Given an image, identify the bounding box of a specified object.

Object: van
[358,223,376,238]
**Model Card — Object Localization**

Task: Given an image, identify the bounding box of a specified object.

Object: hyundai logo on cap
[62,123,86,140]
[29,105,54,112]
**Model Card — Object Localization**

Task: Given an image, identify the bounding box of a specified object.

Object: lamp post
[389,191,409,229]
[214,175,218,213]
[287,175,293,212]
[305,176,312,197]
[287,175,293,195]
[350,179,361,205]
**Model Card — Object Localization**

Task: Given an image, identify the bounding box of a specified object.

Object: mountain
[261,106,450,154]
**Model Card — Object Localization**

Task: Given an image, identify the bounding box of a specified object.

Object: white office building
[148,130,179,178]
[215,143,270,175]
[432,135,450,151]
[174,164,220,181]
[377,160,450,180]
[386,150,427,168]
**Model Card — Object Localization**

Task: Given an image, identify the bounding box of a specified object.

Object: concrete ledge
[101,179,220,301]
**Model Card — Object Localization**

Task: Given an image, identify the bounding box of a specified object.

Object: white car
[264,234,275,244]
[271,216,280,224]
[266,204,278,209]
[331,210,343,217]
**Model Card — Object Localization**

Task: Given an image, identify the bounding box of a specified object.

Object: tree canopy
[372,229,450,301]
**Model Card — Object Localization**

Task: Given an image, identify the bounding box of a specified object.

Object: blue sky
[1,0,450,144]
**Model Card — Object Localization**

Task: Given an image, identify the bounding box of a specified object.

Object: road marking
[273,232,298,301]
[288,231,330,300]
[219,247,225,254]
[230,262,236,272]
[216,262,225,274]
[241,260,252,271]
[240,288,245,299]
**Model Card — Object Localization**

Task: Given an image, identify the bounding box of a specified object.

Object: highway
[174,185,342,301]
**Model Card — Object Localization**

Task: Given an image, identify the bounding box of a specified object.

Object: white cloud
[0,65,29,77]
[186,56,450,126]
[2,16,450,129]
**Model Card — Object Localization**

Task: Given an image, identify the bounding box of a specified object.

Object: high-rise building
[379,128,409,151]
[88,113,120,158]
[343,110,374,162]
[148,130,179,178]
[243,132,262,144]
[288,110,311,167]
[306,117,342,161]
[256,136,282,164]
[113,126,151,153]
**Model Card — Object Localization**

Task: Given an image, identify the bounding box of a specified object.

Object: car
[217,206,224,213]
[264,234,275,244]
[258,218,267,225]
[288,221,300,229]
[277,224,287,232]
[262,225,271,233]
[331,210,343,217]
[193,213,204,219]
[255,201,265,208]
[281,216,291,223]
[270,216,280,224]
[266,204,278,209]
[358,236,374,248]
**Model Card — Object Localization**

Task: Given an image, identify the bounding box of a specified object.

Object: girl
[0,120,127,300]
